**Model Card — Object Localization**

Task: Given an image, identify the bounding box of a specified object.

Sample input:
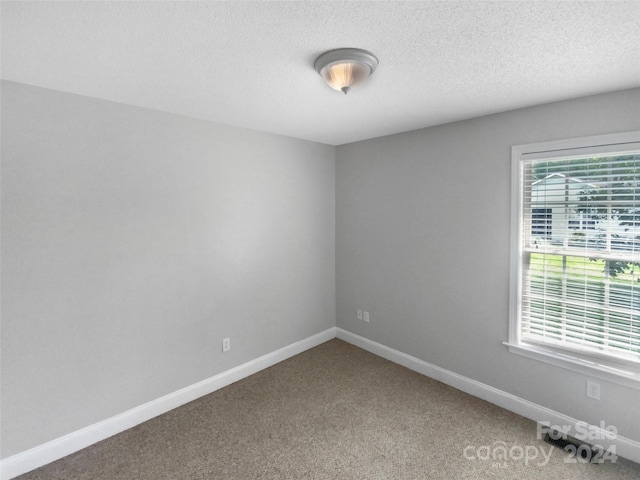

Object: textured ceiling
[2,1,639,145]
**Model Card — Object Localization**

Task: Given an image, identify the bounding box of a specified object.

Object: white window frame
[506,131,640,389]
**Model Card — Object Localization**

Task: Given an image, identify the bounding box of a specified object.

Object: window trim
[507,131,640,389]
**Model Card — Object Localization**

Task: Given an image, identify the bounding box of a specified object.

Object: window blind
[520,152,640,363]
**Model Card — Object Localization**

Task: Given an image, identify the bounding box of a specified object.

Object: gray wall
[336,88,640,442]
[1,81,335,457]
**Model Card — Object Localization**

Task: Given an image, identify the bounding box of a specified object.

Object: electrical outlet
[586,380,600,400]
[357,309,363,320]
[363,311,370,323]
[222,337,231,352]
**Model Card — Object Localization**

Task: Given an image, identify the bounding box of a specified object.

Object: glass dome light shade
[319,61,371,94]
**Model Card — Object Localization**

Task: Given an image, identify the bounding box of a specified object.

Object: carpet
[15,339,640,479]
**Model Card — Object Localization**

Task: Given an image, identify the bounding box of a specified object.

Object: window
[508,132,640,386]
[568,213,596,231]
[531,208,552,239]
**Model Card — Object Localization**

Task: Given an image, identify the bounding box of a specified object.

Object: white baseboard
[335,328,640,465]
[0,327,336,480]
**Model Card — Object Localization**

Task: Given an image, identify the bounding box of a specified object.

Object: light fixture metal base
[314,48,379,76]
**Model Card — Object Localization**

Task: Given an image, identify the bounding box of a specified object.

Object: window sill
[503,342,640,390]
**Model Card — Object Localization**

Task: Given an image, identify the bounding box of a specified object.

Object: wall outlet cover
[586,380,600,400]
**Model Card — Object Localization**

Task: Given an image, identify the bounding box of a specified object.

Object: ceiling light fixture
[314,48,379,95]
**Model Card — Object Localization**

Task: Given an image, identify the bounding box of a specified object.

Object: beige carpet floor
[15,339,640,479]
